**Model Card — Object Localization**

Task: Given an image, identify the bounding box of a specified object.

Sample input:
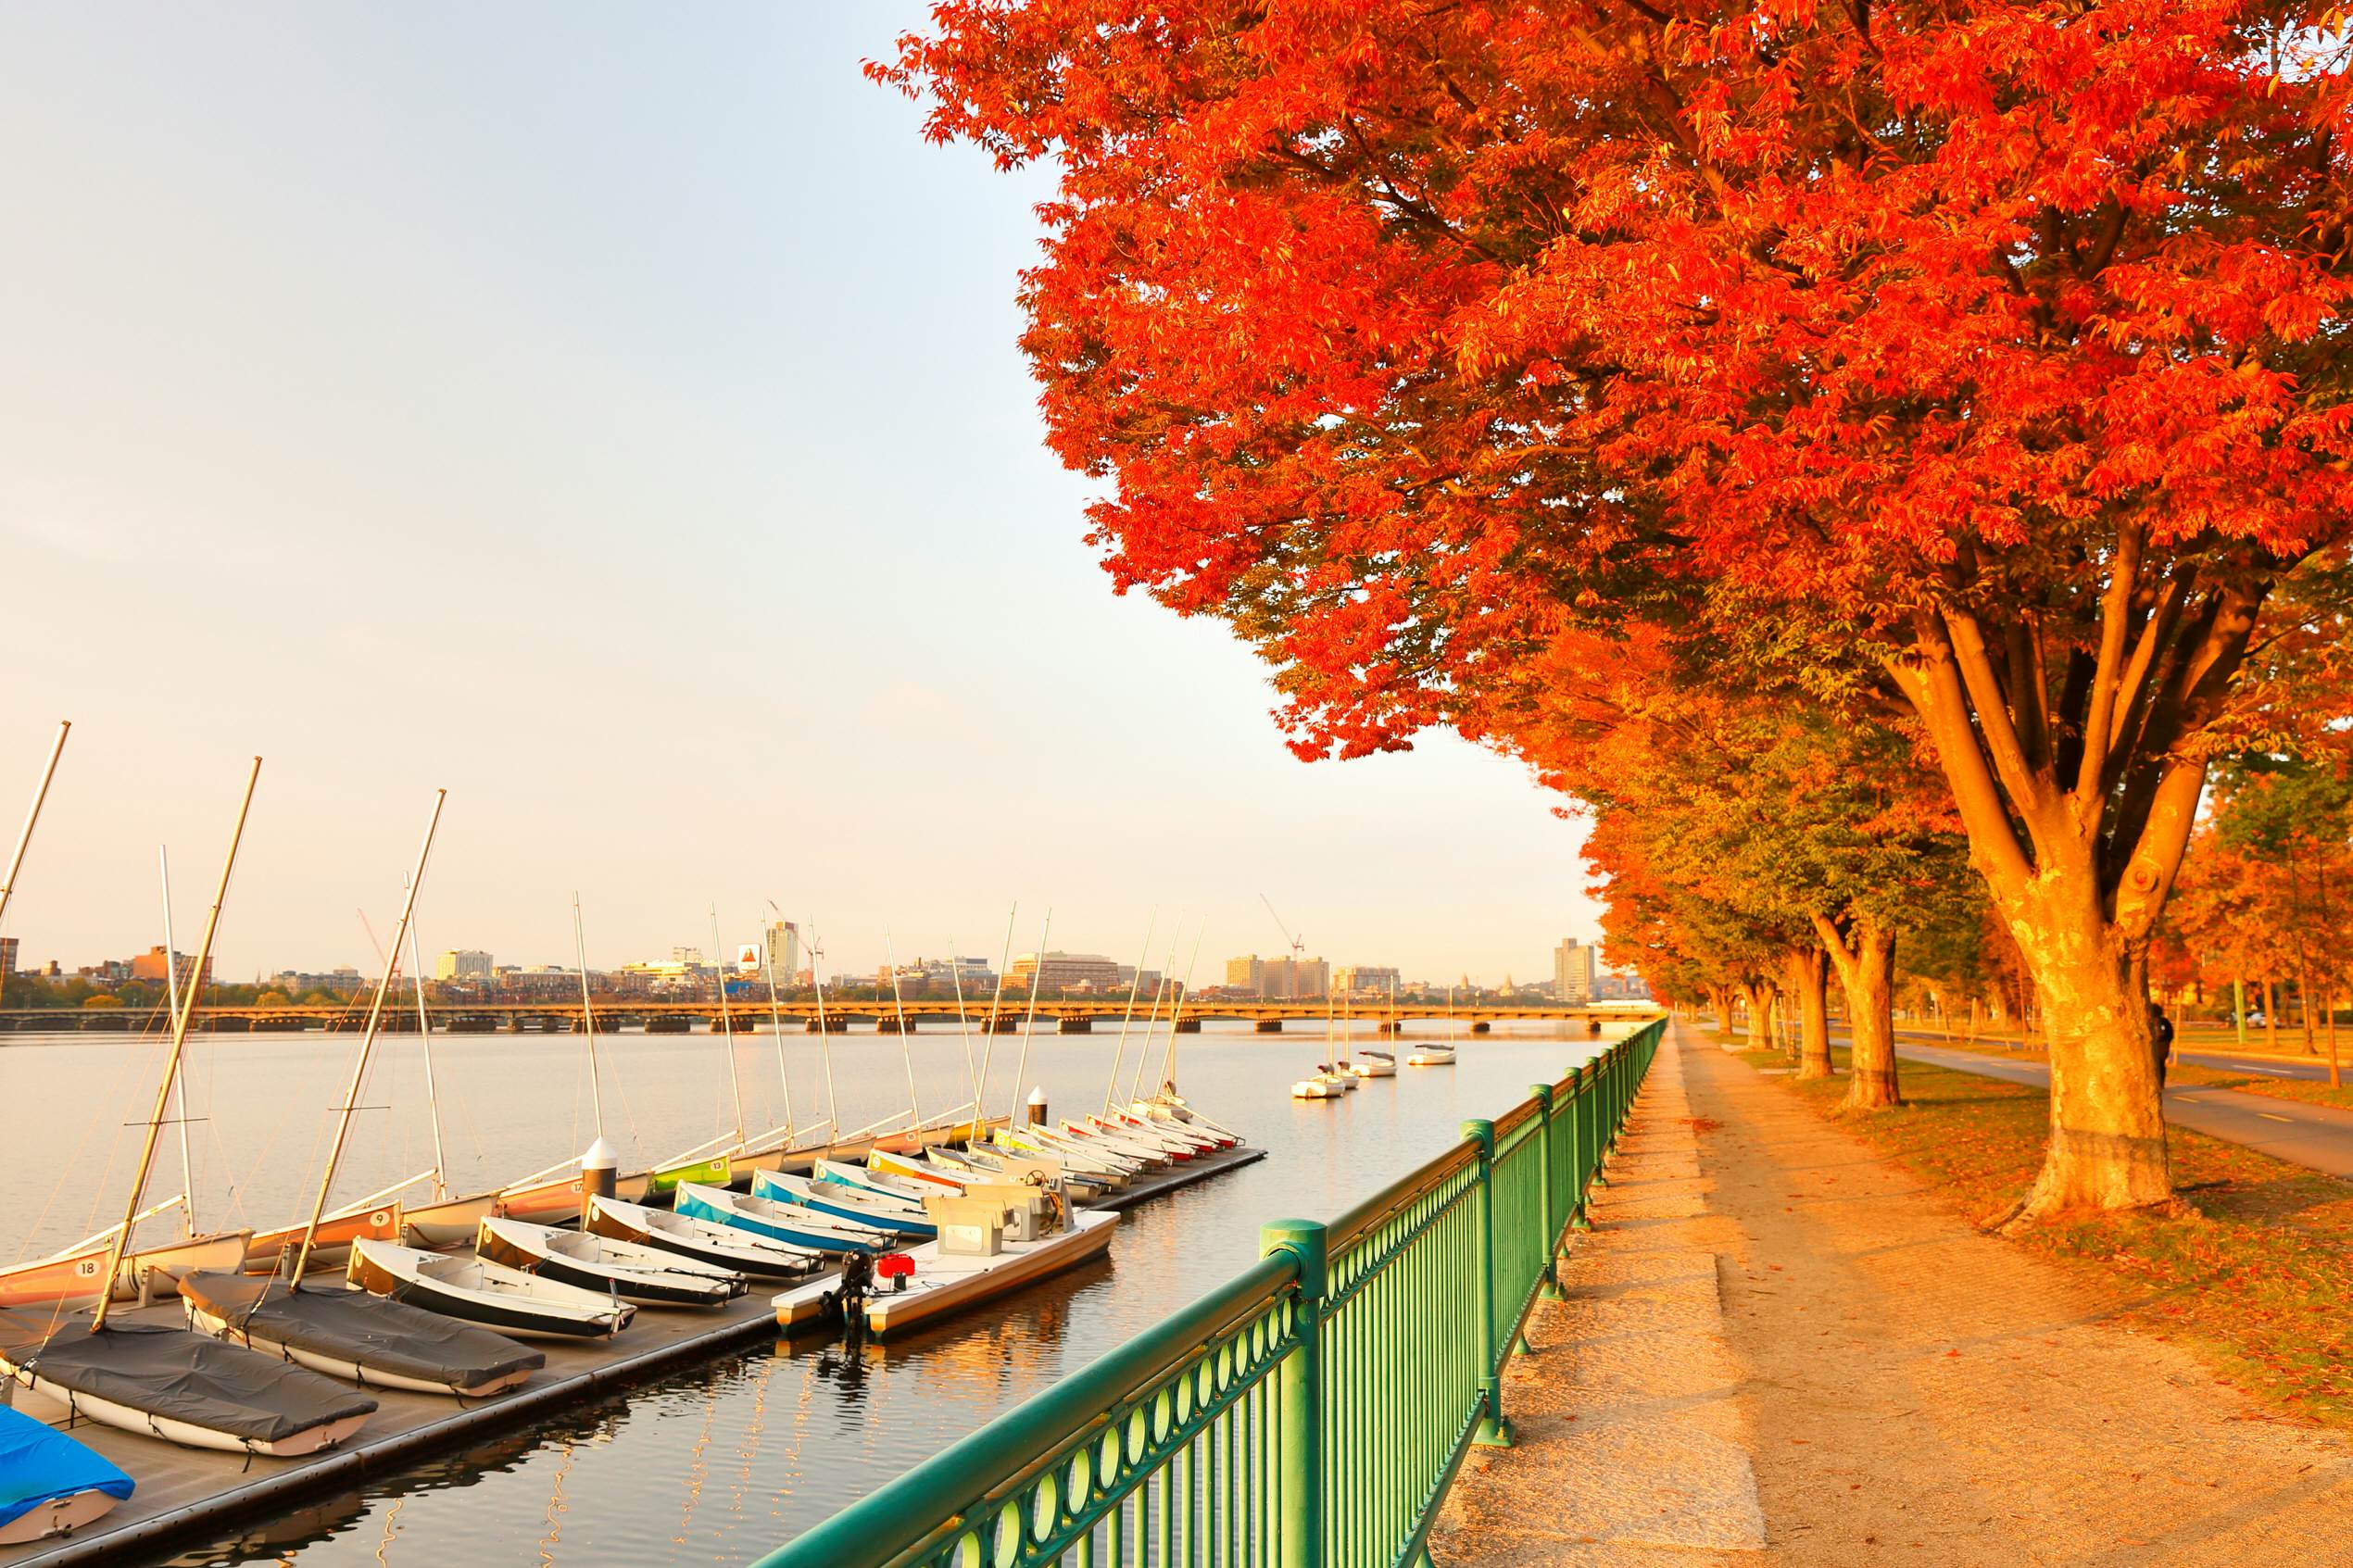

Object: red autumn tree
[880,1,2353,1216]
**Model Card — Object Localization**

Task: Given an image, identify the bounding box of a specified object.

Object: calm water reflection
[0,1017,1626,1563]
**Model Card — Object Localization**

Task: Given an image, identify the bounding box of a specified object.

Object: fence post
[1569,1061,1592,1229]
[1262,1219,1327,1568]
[1529,1084,1562,1299]
[1460,1119,1515,1448]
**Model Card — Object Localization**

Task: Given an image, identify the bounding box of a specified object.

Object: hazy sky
[0,4,1604,985]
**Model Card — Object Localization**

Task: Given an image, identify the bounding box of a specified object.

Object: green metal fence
[753,1018,1664,1568]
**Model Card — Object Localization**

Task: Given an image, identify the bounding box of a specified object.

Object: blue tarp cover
[0,1404,132,1530]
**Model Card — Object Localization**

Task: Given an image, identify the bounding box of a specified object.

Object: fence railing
[753,1018,1664,1568]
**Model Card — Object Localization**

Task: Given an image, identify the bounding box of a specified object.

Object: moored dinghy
[0,1315,377,1457]
[0,1404,132,1545]
[178,1272,543,1397]
[476,1217,746,1309]
[0,1220,251,1309]
[587,1195,820,1282]
[1404,1044,1456,1066]
[675,1182,893,1256]
[749,1170,934,1238]
[347,1238,634,1341]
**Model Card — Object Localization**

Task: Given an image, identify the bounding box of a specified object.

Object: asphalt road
[1892,1040,2353,1181]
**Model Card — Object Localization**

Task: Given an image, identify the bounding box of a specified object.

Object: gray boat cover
[179,1273,545,1388]
[0,1317,377,1445]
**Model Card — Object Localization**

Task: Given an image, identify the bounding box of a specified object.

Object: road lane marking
[2257,1112,2294,1123]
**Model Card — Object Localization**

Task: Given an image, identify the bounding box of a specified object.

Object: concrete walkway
[1433,1023,2353,1566]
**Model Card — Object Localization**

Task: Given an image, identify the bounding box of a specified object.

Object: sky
[0,4,1606,986]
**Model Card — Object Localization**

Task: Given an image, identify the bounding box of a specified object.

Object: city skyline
[0,3,1606,991]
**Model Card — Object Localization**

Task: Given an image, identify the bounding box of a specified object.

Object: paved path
[1437,1024,2353,1565]
[1894,1041,2353,1180]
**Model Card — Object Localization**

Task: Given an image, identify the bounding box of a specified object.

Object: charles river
[0,1016,1632,1563]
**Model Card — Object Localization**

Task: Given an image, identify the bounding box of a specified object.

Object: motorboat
[0,1405,132,1544]
[587,1195,821,1282]
[346,1238,634,1341]
[674,1182,894,1256]
[179,1271,543,1396]
[0,1315,376,1456]
[774,1209,1118,1338]
[749,1170,934,1239]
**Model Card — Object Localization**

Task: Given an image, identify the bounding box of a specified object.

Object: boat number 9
[370,1210,393,1227]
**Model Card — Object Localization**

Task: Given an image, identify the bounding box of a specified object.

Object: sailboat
[749,1170,935,1239]
[674,1182,894,1256]
[182,791,551,1396]
[474,1217,746,1308]
[345,1240,635,1340]
[2,759,381,1456]
[1292,992,1347,1100]
[1352,983,1400,1076]
[585,1195,819,1281]
[0,1405,132,1546]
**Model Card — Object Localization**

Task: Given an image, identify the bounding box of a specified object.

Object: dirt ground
[1432,1024,2353,1566]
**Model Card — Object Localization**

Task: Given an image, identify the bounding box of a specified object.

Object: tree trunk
[1813,913,1899,1111]
[2298,961,2316,1055]
[1707,985,1731,1036]
[1998,892,2171,1220]
[1787,945,1832,1080]
[2264,978,2279,1054]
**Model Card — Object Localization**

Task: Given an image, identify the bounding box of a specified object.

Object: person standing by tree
[2150,1004,2177,1090]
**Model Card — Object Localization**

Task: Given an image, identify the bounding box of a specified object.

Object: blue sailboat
[0,1406,132,1545]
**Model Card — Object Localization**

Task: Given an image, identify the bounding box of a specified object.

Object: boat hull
[400,1191,497,1248]
[587,1198,816,1282]
[347,1240,633,1341]
[750,1171,933,1238]
[244,1206,401,1276]
[773,1210,1118,1336]
[5,1369,371,1455]
[476,1221,743,1309]
[675,1185,888,1256]
[0,1231,253,1309]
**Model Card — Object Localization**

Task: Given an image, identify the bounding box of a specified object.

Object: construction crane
[1259,894,1307,987]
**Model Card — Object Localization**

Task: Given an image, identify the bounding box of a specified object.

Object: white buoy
[579,1135,621,1217]
[1026,1085,1049,1126]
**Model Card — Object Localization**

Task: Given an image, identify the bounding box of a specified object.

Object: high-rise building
[1008,951,1124,993]
[434,949,495,981]
[1554,938,1596,1003]
[1334,965,1402,997]
[131,945,213,992]
[0,936,16,976]
[1226,956,1265,994]
[764,921,800,984]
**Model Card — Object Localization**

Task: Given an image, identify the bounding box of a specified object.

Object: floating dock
[0,1287,810,1568]
[1083,1144,1265,1211]
[0,1143,1264,1566]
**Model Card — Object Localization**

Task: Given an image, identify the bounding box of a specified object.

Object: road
[1893,1040,2353,1181]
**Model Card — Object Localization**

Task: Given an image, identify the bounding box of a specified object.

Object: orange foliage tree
[881,2,2353,1215]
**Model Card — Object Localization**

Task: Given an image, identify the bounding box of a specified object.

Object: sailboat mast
[0,720,69,937]
[1127,925,1184,1106]
[1101,911,1157,1113]
[406,897,449,1198]
[1155,922,1203,1096]
[947,944,980,1128]
[807,925,838,1135]
[573,895,606,1142]
[761,912,795,1150]
[158,847,195,1238]
[1005,909,1051,1123]
[287,789,446,1293]
[92,757,259,1333]
[968,903,1017,1135]
[710,908,746,1149]
[884,928,922,1131]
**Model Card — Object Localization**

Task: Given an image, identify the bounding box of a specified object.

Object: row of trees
[885,0,2353,1217]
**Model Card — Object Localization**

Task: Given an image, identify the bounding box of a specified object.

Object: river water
[0,1015,1630,1564]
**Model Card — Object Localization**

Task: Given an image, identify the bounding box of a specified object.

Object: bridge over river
[0,999,1659,1035]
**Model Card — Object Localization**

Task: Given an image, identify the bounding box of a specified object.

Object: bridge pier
[875,1015,918,1034]
[1176,1019,1201,1034]
[804,1015,850,1033]
[1471,1021,1491,1034]
[1057,1017,1092,1034]
[989,1017,1022,1034]
[1378,1021,1403,1036]
[1254,1020,1283,1034]
[645,1016,693,1035]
